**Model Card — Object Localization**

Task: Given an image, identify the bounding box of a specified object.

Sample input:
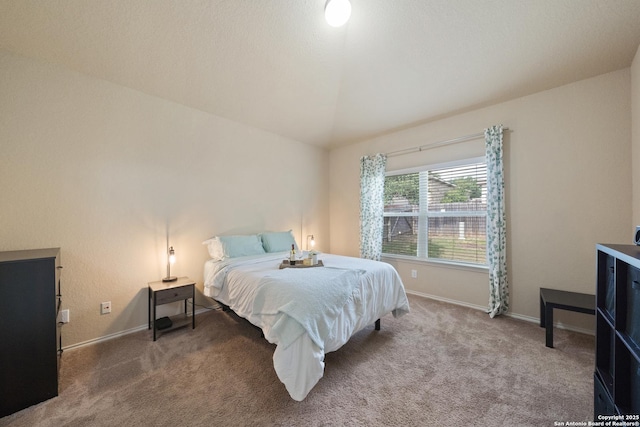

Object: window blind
[383,161,487,265]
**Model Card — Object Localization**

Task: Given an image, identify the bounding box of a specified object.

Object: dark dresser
[595,244,640,416]
[0,248,61,417]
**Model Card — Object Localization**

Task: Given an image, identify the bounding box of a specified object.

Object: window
[383,158,487,266]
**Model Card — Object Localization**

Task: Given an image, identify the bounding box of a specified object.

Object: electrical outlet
[101,301,111,314]
[60,309,70,323]
[411,269,417,279]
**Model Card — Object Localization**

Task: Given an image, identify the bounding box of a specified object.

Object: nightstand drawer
[155,285,193,305]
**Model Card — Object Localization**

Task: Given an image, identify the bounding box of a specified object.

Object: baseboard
[63,292,594,352]
[61,307,212,352]
[405,289,488,312]
[405,290,595,336]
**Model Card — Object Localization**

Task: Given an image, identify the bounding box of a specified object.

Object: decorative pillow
[260,230,299,253]
[220,234,265,258]
[203,234,265,260]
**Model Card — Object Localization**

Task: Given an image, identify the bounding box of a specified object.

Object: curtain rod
[386,127,509,158]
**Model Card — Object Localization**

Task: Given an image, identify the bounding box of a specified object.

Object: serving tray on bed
[279,260,324,269]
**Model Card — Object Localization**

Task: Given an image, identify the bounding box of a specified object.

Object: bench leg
[540,294,545,328]
[545,305,554,348]
[375,319,380,331]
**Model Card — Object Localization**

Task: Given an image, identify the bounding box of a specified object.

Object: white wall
[0,50,329,347]
[330,69,632,330]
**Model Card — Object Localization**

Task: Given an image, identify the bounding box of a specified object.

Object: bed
[202,232,410,401]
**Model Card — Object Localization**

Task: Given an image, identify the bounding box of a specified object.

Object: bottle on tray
[289,244,296,265]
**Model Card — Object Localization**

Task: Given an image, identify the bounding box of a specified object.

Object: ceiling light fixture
[324,0,351,27]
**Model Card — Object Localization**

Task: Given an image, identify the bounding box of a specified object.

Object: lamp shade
[325,0,351,27]
[307,235,316,250]
[168,246,176,264]
[163,246,177,282]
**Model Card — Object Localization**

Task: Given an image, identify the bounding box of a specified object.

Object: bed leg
[375,319,380,331]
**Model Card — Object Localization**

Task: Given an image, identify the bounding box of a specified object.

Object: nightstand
[148,276,196,341]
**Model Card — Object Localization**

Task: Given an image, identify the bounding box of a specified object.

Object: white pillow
[202,237,225,260]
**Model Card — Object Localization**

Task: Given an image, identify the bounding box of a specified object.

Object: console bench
[539,287,595,348]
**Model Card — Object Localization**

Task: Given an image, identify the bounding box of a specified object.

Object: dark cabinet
[0,248,61,417]
[595,244,640,417]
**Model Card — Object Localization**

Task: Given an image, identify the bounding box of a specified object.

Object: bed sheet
[203,252,409,401]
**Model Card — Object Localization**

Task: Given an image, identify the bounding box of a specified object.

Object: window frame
[382,156,489,270]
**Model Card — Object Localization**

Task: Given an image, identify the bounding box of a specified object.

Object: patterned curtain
[485,125,509,318]
[360,154,387,260]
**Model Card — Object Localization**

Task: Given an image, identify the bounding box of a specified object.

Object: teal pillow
[218,234,265,258]
[261,230,299,253]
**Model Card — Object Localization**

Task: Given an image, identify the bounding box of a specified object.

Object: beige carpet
[0,294,594,427]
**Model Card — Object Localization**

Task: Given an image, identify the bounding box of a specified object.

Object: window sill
[381,254,489,273]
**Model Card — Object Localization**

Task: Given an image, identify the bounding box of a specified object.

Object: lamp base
[162,276,177,282]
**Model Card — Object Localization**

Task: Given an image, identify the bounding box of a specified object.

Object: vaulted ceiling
[2,0,640,149]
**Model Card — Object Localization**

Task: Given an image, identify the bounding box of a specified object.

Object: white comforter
[203,252,410,401]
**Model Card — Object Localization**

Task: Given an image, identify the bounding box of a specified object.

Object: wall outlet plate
[60,309,69,323]
[101,301,111,314]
